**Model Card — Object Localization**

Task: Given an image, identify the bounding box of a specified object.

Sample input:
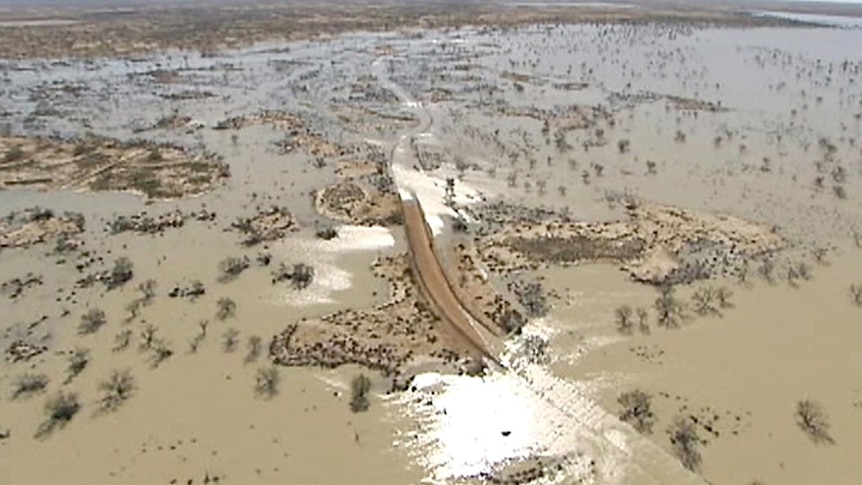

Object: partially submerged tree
[667,415,702,472]
[66,348,90,383]
[138,279,157,304]
[254,367,280,399]
[796,399,834,444]
[222,328,239,352]
[691,287,721,317]
[217,256,250,283]
[654,285,684,328]
[12,373,49,399]
[615,305,634,335]
[78,308,106,335]
[636,307,650,334]
[617,390,655,434]
[113,329,132,352]
[349,374,372,413]
[245,335,263,363]
[97,370,136,412]
[150,339,173,368]
[850,284,862,307]
[106,257,134,290]
[36,392,80,438]
[216,297,237,321]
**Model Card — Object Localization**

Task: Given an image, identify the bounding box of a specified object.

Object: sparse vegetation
[97,370,136,412]
[66,348,91,383]
[615,304,634,335]
[78,308,106,335]
[796,399,834,444]
[106,257,134,289]
[617,390,655,434]
[222,328,239,352]
[218,256,250,282]
[36,392,81,438]
[667,415,702,472]
[216,297,237,320]
[654,285,684,328]
[12,373,49,399]
[254,367,280,399]
[349,373,372,413]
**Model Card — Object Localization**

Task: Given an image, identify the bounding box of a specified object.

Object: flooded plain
[2,9,862,485]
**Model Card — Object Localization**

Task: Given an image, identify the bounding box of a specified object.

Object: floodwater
[2,17,862,485]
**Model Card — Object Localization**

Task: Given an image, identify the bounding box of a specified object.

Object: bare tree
[138,279,157,305]
[618,390,655,434]
[667,415,702,472]
[615,305,634,335]
[245,336,263,363]
[849,284,862,307]
[139,324,158,351]
[79,308,106,335]
[222,328,239,352]
[36,392,81,438]
[349,374,372,413]
[691,287,721,317]
[636,307,650,334]
[216,297,237,321]
[106,257,134,290]
[254,367,280,399]
[655,285,684,328]
[12,373,49,399]
[796,400,834,444]
[66,348,90,383]
[113,329,132,352]
[97,370,136,412]
[150,339,173,368]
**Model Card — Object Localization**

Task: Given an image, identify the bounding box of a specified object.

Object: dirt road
[400,194,501,364]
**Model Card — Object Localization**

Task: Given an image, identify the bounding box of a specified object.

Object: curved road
[374,53,706,485]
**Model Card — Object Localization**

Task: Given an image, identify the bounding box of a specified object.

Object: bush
[349,374,372,413]
[12,373,49,399]
[667,415,702,471]
[618,390,655,434]
[216,297,236,320]
[106,257,134,289]
[217,256,249,283]
[79,308,106,335]
[615,305,634,335]
[796,400,834,444]
[66,348,90,383]
[254,367,280,399]
[36,392,80,437]
[98,370,136,412]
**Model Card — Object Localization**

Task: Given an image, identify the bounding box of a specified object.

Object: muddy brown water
[2,17,862,485]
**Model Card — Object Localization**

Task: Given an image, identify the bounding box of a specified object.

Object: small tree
[37,392,81,437]
[12,373,49,399]
[618,390,655,434]
[217,256,249,283]
[150,339,173,368]
[139,324,158,351]
[106,257,134,290]
[691,287,720,317]
[254,367,280,399]
[667,415,702,472]
[138,279,157,304]
[655,285,684,328]
[98,370,136,412]
[113,329,132,352]
[615,305,634,335]
[349,374,372,413]
[636,307,650,334]
[79,308,106,335]
[849,284,862,307]
[66,348,90,383]
[216,297,236,321]
[245,335,263,363]
[222,328,239,352]
[796,400,834,444]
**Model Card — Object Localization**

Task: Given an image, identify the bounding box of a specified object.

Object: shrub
[618,390,655,434]
[349,374,372,413]
[79,308,106,335]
